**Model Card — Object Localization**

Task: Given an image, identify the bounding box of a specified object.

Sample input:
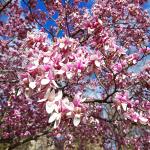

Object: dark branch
[7,130,50,150]
[0,79,19,83]
[84,99,113,104]
[0,0,12,13]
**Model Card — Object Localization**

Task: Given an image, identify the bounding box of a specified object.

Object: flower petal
[29,82,36,89]
[95,60,100,67]
[64,101,74,111]
[44,88,51,99]
[73,114,81,126]
[121,103,127,111]
[43,57,50,63]
[55,69,65,75]
[54,114,61,128]
[59,43,65,49]
[48,112,58,123]
[66,72,73,79]
[88,27,94,34]
[55,90,63,101]
[98,18,103,25]
[52,80,59,88]
[48,89,55,101]
[41,78,50,85]
[46,101,55,114]
[38,98,47,102]
[139,116,148,125]
[104,45,109,50]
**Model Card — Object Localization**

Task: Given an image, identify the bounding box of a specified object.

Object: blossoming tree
[0,0,150,149]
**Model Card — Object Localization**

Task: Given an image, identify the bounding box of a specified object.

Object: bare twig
[0,0,12,13]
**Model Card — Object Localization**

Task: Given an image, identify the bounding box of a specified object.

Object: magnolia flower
[66,71,73,79]
[46,101,58,114]
[45,90,63,128]
[48,112,61,128]
[38,88,54,102]
[43,57,50,63]
[130,112,139,123]
[62,97,74,111]
[113,63,122,73]
[98,18,103,25]
[104,45,109,51]
[139,116,148,125]
[95,60,100,67]
[121,102,128,111]
[41,78,50,85]
[52,80,59,88]
[88,27,94,34]
[73,114,81,126]
[29,82,36,89]
[59,42,65,49]
[54,69,65,75]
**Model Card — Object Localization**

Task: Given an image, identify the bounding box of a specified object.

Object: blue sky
[143,0,150,10]
[21,0,94,38]
[28,0,150,37]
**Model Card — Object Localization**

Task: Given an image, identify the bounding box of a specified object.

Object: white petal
[139,116,148,125]
[59,43,65,49]
[121,103,127,111]
[43,57,50,63]
[52,80,59,88]
[54,105,59,113]
[66,72,73,79]
[117,105,121,110]
[29,82,36,89]
[56,69,65,75]
[98,18,103,25]
[133,60,137,64]
[37,98,47,102]
[104,45,109,50]
[56,113,61,120]
[66,112,72,118]
[59,62,65,67]
[73,114,81,126]
[95,60,100,67]
[88,27,94,34]
[33,60,39,66]
[41,78,50,85]
[17,89,22,96]
[46,101,55,114]
[55,90,63,101]
[48,112,58,123]
[64,102,74,111]
[63,97,69,103]
[54,114,61,128]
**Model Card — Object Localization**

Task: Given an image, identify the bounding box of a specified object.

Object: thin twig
[0,0,12,13]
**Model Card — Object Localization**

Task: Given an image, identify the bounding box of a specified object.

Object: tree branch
[7,130,50,150]
[0,80,19,83]
[84,99,113,104]
[0,0,12,13]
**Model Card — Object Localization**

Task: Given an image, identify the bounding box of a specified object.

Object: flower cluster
[115,92,149,125]
[0,0,150,149]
